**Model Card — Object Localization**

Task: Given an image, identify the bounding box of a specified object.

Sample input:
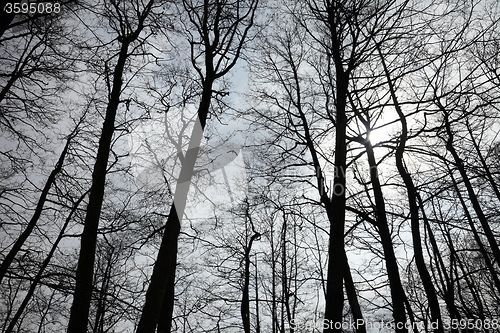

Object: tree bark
[67,41,129,333]
[417,192,459,323]
[242,231,260,333]
[5,189,88,333]
[447,165,500,293]
[0,133,73,284]
[137,80,213,333]
[322,14,349,333]
[138,0,257,330]
[466,119,500,203]
[67,3,153,330]
[344,254,366,333]
[378,44,443,333]
[441,109,500,269]
[364,140,408,332]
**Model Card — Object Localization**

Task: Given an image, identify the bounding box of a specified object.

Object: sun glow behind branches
[367,127,392,146]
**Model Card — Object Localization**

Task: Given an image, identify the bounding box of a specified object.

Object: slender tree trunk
[277,4,349,329]
[364,141,408,332]
[67,42,128,333]
[466,119,500,203]
[417,193,459,322]
[157,244,177,333]
[5,190,88,333]
[400,173,443,332]
[137,81,214,333]
[270,221,277,333]
[343,254,366,333]
[446,228,487,318]
[93,246,114,333]
[323,64,348,333]
[441,109,500,268]
[447,165,500,293]
[0,133,72,284]
[255,253,261,333]
[67,4,153,328]
[378,44,443,333]
[320,3,353,327]
[282,217,293,333]
[242,232,260,333]
[292,51,348,333]
[439,222,462,333]
[140,0,257,328]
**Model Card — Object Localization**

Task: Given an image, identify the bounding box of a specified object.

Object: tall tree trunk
[282,216,293,333]
[270,220,277,333]
[466,119,500,203]
[440,108,500,268]
[364,140,408,332]
[323,102,347,332]
[447,165,500,293]
[157,244,177,333]
[242,232,260,333]
[417,193,459,323]
[93,245,114,333]
[138,80,214,333]
[255,253,261,333]
[67,4,153,329]
[378,44,443,333]
[446,225,487,318]
[5,190,88,333]
[139,1,258,330]
[294,71,348,331]
[343,254,366,333]
[0,134,72,284]
[322,3,351,329]
[67,41,128,333]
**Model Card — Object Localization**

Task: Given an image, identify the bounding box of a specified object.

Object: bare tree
[136,1,258,332]
[67,1,159,332]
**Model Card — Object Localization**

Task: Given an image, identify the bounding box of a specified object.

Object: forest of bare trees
[1,0,500,332]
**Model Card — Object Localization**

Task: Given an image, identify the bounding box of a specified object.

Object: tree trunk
[242,232,260,333]
[466,119,500,203]
[137,0,258,329]
[66,4,154,325]
[137,81,214,333]
[344,254,366,333]
[378,44,443,333]
[5,190,88,333]
[93,245,114,333]
[323,63,348,333]
[255,253,261,333]
[67,41,128,333]
[364,140,408,332]
[157,244,177,333]
[417,192,459,323]
[447,165,500,293]
[441,109,500,269]
[0,134,72,284]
